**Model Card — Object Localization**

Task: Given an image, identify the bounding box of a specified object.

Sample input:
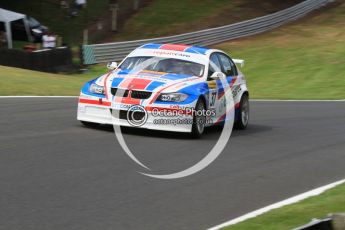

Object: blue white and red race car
[77,43,249,137]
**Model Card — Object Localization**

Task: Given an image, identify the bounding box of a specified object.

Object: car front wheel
[191,98,206,138]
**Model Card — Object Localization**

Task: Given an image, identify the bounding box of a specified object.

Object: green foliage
[0,1,344,99]
[216,1,345,99]
[0,0,109,45]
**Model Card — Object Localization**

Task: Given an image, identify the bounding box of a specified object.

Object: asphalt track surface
[0,98,344,230]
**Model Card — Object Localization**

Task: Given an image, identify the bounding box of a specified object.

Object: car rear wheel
[191,98,206,138]
[234,94,249,130]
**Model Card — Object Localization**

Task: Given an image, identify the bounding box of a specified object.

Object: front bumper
[77,97,194,133]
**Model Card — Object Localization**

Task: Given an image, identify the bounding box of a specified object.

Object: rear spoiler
[233,59,245,67]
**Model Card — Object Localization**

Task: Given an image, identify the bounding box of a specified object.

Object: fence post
[333,213,345,230]
[133,0,140,10]
[83,29,88,45]
[110,3,119,32]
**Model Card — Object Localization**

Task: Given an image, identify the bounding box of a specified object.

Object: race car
[77,43,249,137]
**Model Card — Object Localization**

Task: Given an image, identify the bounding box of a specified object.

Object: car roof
[139,43,213,55]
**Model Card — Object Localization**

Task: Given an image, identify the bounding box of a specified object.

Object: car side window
[208,53,222,78]
[229,58,238,76]
[219,54,238,76]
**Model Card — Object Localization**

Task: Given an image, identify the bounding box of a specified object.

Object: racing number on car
[209,90,217,108]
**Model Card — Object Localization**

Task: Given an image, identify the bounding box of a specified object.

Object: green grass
[118,0,235,40]
[0,65,105,96]
[115,0,301,41]
[0,1,344,98]
[214,1,345,99]
[222,182,345,230]
[1,0,302,45]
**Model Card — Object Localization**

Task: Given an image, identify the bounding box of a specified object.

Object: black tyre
[81,121,99,128]
[234,94,249,130]
[191,98,206,138]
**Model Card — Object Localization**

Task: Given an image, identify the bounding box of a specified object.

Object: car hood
[97,70,201,93]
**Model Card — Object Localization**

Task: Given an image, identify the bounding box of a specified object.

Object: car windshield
[120,56,205,77]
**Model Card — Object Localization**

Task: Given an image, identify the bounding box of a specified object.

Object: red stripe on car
[79,98,111,106]
[117,78,152,105]
[160,44,191,52]
[119,78,152,90]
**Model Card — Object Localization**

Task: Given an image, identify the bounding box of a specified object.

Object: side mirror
[233,59,245,67]
[107,61,118,70]
[209,72,226,80]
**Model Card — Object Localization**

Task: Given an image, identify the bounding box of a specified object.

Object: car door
[218,53,238,85]
[207,53,223,122]
[216,53,239,118]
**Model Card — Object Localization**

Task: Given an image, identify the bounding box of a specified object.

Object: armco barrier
[82,0,331,65]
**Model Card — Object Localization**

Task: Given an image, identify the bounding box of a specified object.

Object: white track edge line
[207,179,345,230]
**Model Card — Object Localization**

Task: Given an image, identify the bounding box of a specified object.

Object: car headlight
[157,93,188,102]
[89,83,105,95]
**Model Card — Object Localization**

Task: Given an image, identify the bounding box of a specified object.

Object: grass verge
[215,0,345,99]
[0,65,104,96]
[0,1,344,98]
[115,0,302,41]
[222,182,345,230]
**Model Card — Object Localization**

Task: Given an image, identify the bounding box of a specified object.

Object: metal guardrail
[82,0,330,65]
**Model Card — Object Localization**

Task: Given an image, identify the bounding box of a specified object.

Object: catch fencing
[82,0,331,65]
